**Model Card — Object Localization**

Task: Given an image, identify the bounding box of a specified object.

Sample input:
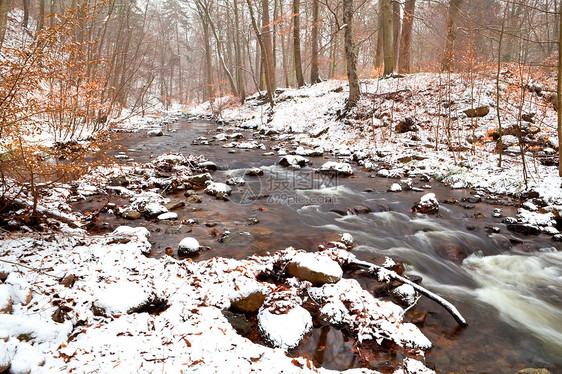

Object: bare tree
[310,0,320,84]
[441,0,463,71]
[398,0,415,73]
[0,0,10,48]
[558,0,562,176]
[343,0,359,109]
[293,0,305,87]
[382,0,394,75]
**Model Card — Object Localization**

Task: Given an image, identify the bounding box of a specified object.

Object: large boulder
[319,162,354,176]
[204,182,232,198]
[286,252,343,286]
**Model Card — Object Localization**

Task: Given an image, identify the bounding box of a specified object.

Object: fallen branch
[350,258,468,327]
[13,198,83,229]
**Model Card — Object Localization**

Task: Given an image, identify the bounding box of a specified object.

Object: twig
[0,258,58,279]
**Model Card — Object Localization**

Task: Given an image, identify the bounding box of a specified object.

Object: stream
[75,120,562,373]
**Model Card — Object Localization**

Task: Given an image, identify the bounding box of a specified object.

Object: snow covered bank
[0,226,437,373]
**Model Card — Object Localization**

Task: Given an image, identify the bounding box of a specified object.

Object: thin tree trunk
[392,0,401,69]
[382,0,394,75]
[441,0,464,72]
[496,0,508,167]
[233,0,246,100]
[293,0,305,87]
[398,0,415,73]
[279,0,290,87]
[247,0,274,106]
[262,0,276,90]
[37,0,45,32]
[202,19,214,101]
[374,3,384,69]
[558,0,562,176]
[22,0,29,28]
[310,0,320,83]
[343,0,359,109]
[0,0,10,48]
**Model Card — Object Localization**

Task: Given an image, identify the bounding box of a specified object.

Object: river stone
[204,182,232,198]
[518,369,552,374]
[178,237,200,255]
[186,173,212,186]
[165,201,185,211]
[340,233,354,248]
[412,193,439,214]
[435,243,467,264]
[319,161,354,176]
[122,209,141,220]
[147,129,163,136]
[246,168,264,176]
[186,194,202,204]
[507,223,541,236]
[279,155,309,168]
[286,252,343,286]
[230,290,267,313]
[388,183,402,192]
[222,311,252,337]
[199,161,217,171]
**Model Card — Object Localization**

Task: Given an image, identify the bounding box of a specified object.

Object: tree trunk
[0,0,10,48]
[343,0,359,109]
[293,0,305,87]
[279,0,290,87]
[202,18,214,101]
[441,0,464,72]
[398,0,415,73]
[37,0,45,32]
[22,0,29,28]
[374,3,383,69]
[392,0,401,69]
[247,0,274,106]
[382,0,394,76]
[262,0,276,90]
[558,1,562,176]
[233,0,246,100]
[496,0,508,168]
[310,0,320,83]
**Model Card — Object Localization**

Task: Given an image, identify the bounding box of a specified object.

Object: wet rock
[502,217,518,224]
[186,194,202,204]
[319,161,354,176]
[226,177,246,186]
[230,290,267,313]
[507,224,541,236]
[205,221,218,227]
[246,217,259,225]
[143,203,168,217]
[178,237,200,255]
[464,195,481,203]
[409,311,427,326]
[463,106,489,117]
[245,168,264,177]
[517,369,552,374]
[186,173,213,186]
[435,243,467,264]
[353,206,371,214]
[395,117,418,133]
[287,252,343,286]
[279,155,309,168]
[552,234,562,242]
[391,284,417,305]
[165,201,185,211]
[122,209,141,220]
[222,311,252,337]
[485,226,501,233]
[412,193,439,214]
[109,175,129,186]
[165,225,192,235]
[492,209,502,218]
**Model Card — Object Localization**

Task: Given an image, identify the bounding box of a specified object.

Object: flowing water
[81,120,562,373]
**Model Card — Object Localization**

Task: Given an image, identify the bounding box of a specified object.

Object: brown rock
[435,243,467,264]
[165,201,185,211]
[410,311,427,326]
[464,106,490,117]
[230,290,267,313]
[286,260,342,286]
[60,274,77,288]
[122,210,141,220]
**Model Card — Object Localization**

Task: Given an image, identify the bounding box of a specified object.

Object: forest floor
[1,72,561,374]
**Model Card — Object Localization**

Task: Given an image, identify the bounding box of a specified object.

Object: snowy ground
[190,73,562,205]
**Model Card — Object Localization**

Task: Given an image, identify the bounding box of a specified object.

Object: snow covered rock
[0,341,9,372]
[144,203,168,217]
[178,237,200,255]
[204,182,232,198]
[147,129,163,136]
[157,212,178,221]
[412,193,439,214]
[230,283,270,313]
[246,168,264,176]
[388,183,402,192]
[226,177,245,186]
[319,161,354,176]
[110,226,151,255]
[93,282,152,317]
[257,291,312,350]
[5,274,32,306]
[395,358,436,374]
[287,252,343,286]
[340,233,354,248]
[279,155,310,168]
[0,285,12,314]
[391,284,417,306]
